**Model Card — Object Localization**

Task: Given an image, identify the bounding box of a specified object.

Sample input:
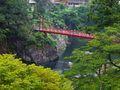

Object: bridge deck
[40,27,95,39]
[38,16,120,43]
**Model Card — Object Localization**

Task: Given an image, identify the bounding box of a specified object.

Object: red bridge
[39,16,119,43]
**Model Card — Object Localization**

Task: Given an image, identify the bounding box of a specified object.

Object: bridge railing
[40,27,95,39]
[39,16,120,43]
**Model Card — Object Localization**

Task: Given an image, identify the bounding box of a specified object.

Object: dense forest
[65,0,120,89]
[0,0,120,89]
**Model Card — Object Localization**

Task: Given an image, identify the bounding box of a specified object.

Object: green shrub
[0,54,73,90]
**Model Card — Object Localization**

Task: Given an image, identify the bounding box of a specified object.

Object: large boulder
[17,35,68,67]
[19,44,58,65]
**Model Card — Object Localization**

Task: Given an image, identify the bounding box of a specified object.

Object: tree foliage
[64,0,120,88]
[0,0,31,52]
[45,3,93,31]
[34,0,50,15]
[85,0,120,33]
[0,0,56,52]
[0,54,73,90]
[65,25,120,89]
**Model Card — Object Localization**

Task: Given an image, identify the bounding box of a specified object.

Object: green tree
[76,3,94,31]
[35,0,50,15]
[59,3,66,10]
[46,3,93,31]
[0,54,73,90]
[0,0,30,52]
[85,0,120,33]
[65,23,120,89]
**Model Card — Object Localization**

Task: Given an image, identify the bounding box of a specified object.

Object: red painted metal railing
[40,27,95,39]
[39,16,120,43]
[39,16,94,39]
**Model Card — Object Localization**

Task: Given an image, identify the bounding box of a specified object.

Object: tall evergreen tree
[85,0,120,33]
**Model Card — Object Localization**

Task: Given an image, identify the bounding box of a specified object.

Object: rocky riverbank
[19,35,68,67]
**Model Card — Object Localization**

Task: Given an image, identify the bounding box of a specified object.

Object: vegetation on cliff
[0,0,59,54]
[0,0,30,52]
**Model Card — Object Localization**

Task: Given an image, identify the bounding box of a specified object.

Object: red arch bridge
[38,16,119,43]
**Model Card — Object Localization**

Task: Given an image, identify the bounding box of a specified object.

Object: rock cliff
[55,35,68,55]
[18,35,68,67]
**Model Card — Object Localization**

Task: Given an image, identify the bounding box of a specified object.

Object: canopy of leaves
[0,0,55,52]
[65,49,106,89]
[85,0,120,33]
[34,0,50,15]
[0,54,73,90]
[65,23,120,89]
[0,0,32,52]
[45,3,93,31]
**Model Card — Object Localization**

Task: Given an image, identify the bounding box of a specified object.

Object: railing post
[42,16,44,29]
[39,16,41,31]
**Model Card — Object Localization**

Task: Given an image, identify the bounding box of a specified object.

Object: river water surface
[52,37,90,74]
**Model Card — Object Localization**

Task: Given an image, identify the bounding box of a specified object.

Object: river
[22,37,91,74]
[52,37,90,74]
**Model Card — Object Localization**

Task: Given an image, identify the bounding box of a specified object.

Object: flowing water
[22,37,91,74]
[52,37,90,74]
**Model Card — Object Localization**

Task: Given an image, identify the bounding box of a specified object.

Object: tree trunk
[101,84,104,90]
[101,64,106,90]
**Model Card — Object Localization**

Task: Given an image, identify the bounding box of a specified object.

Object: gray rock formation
[55,35,67,55]
[18,35,68,67]
[19,44,58,64]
